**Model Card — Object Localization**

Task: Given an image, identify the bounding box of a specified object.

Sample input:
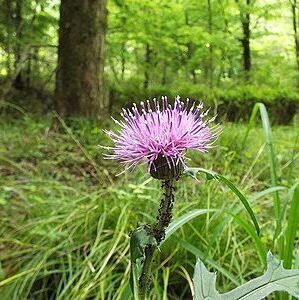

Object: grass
[0,112,298,299]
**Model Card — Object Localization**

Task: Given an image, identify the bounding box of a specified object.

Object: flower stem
[139,179,175,299]
[138,245,156,299]
[153,179,175,243]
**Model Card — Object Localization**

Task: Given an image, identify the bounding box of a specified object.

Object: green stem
[153,179,175,243]
[138,245,156,299]
[138,179,175,299]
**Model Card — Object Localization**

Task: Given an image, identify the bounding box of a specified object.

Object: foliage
[110,82,299,124]
[0,0,58,89]
[194,252,299,300]
[0,0,298,298]
[0,0,299,118]
[185,167,260,237]
[0,110,298,298]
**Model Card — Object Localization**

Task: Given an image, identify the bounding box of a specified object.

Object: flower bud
[150,155,183,180]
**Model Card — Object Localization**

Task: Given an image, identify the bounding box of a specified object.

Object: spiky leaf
[194,252,299,300]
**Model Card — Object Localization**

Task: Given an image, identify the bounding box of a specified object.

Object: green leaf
[130,225,156,263]
[241,102,280,234]
[129,225,157,297]
[229,214,267,265]
[194,252,299,300]
[185,167,260,236]
[284,184,299,269]
[177,237,240,286]
[194,259,220,299]
[204,186,285,266]
[162,209,217,244]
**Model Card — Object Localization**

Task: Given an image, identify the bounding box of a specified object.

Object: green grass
[0,113,298,299]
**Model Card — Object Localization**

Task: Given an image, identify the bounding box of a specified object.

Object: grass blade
[185,168,260,236]
[230,214,267,265]
[163,209,217,244]
[241,103,280,235]
[205,186,285,258]
[284,184,299,269]
[176,237,240,286]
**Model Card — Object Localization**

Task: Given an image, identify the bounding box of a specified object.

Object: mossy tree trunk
[55,0,108,118]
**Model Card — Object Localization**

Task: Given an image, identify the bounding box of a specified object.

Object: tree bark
[13,0,24,89]
[4,0,13,76]
[241,5,251,72]
[55,0,108,118]
[207,0,213,88]
[237,0,251,78]
[184,12,196,83]
[291,0,299,72]
[143,43,151,89]
[121,42,126,80]
[161,61,167,85]
[25,52,31,88]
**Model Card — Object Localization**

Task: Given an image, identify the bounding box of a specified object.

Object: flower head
[103,96,221,178]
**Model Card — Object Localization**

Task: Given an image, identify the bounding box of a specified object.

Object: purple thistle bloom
[103,96,221,177]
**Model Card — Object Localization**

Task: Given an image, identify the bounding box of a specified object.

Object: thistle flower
[103,96,221,179]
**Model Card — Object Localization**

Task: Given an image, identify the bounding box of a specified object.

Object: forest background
[0,0,298,299]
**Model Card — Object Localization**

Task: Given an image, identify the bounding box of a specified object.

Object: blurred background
[0,0,298,299]
[0,0,298,121]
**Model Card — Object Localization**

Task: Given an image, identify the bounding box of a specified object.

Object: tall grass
[0,111,298,299]
[242,105,299,256]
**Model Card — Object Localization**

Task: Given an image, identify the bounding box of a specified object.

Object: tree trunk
[121,42,126,80]
[55,0,108,118]
[161,61,167,85]
[237,0,251,78]
[184,12,196,83]
[291,0,299,72]
[241,8,251,72]
[13,0,24,89]
[143,43,151,89]
[207,0,213,88]
[4,0,13,76]
[25,51,31,89]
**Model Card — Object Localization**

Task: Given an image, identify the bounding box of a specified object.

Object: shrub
[109,81,299,124]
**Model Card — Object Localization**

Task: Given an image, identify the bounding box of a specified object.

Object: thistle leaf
[193,252,299,300]
[130,225,156,263]
[193,259,221,299]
